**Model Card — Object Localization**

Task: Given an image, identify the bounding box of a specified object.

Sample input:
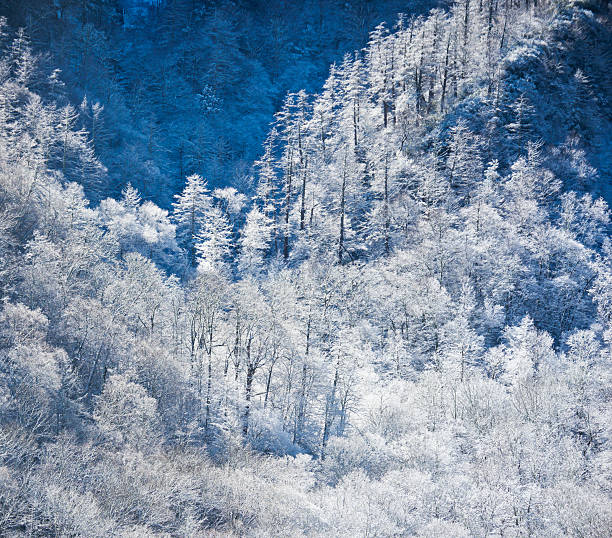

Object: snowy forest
[0,0,611,535]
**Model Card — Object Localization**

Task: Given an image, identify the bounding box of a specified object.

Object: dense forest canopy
[0,0,447,206]
[0,0,611,536]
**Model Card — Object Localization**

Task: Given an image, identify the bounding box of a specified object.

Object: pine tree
[339,53,365,150]
[121,182,141,211]
[195,205,233,274]
[507,93,536,155]
[172,174,212,266]
[238,206,273,276]
[367,22,393,128]
[274,92,310,260]
[254,129,280,252]
[311,64,338,160]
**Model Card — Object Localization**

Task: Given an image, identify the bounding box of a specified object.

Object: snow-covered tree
[172,173,213,266]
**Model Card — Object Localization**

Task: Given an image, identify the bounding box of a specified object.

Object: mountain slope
[0,0,448,206]
[0,1,610,536]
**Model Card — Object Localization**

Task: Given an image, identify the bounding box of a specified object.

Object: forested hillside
[0,0,611,536]
[0,0,445,205]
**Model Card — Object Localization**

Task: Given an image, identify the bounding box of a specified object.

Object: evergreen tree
[195,205,233,274]
[172,173,212,266]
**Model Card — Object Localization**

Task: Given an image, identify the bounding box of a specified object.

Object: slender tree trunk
[499,9,508,52]
[462,0,471,85]
[440,31,452,112]
[190,202,197,266]
[204,319,214,432]
[205,350,212,431]
[353,99,358,147]
[264,350,276,408]
[452,27,459,100]
[338,153,347,264]
[321,362,339,460]
[383,99,388,128]
[338,391,350,436]
[486,0,496,96]
[283,149,293,259]
[243,340,254,436]
[390,42,396,125]
[416,28,426,117]
[62,127,68,172]
[383,153,390,255]
[300,156,308,230]
[427,18,440,115]
[319,113,326,157]
[294,314,311,444]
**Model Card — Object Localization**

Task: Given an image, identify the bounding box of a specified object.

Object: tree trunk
[293,315,311,444]
[416,28,426,117]
[462,0,471,85]
[383,153,390,255]
[427,18,440,115]
[300,156,308,230]
[205,350,212,431]
[264,354,275,408]
[440,32,452,113]
[353,99,359,147]
[321,363,339,460]
[319,113,326,157]
[283,150,293,259]
[243,340,254,436]
[338,154,347,264]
